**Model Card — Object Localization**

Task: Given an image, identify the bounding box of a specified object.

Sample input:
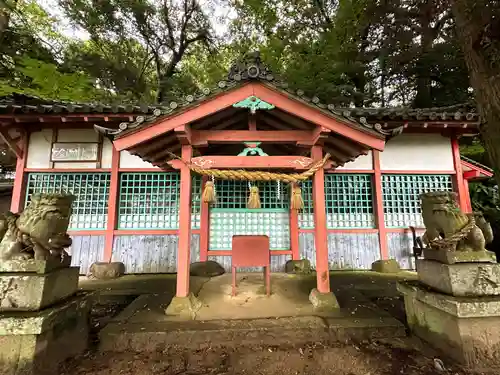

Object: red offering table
[231,235,271,296]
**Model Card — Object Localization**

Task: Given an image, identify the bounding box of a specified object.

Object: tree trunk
[451,0,500,187]
[0,0,15,40]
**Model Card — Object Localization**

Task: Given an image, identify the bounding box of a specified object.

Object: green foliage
[0,56,105,102]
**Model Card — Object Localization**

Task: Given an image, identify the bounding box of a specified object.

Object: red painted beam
[190,130,316,145]
[372,151,388,260]
[451,137,468,210]
[188,155,317,170]
[174,124,192,145]
[311,146,330,293]
[176,145,193,297]
[0,128,22,158]
[253,84,386,151]
[113,84,255,151]
[104,145,120,262]
[10,132,28,213]
[463,170,481,180]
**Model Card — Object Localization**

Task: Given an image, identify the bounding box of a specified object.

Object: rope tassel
[202,180,216,204]
[291,184,304,210]
[247,186,261,209]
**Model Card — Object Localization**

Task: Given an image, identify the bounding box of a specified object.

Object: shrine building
[0,53,493,298]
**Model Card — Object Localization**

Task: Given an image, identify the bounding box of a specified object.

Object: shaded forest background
[0,0,498,218]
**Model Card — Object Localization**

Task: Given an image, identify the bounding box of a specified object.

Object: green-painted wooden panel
[25,173,111,230]
[382,174,453,227]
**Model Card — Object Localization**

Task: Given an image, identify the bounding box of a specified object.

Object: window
[213,180,289,209]
[25,173,111,230]
[325,174,375,228]
[382,174,453,227]
[118,172,180,229]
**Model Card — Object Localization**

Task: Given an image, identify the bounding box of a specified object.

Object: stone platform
[100,273,405,352]
[0,293,93,375]
[398,280,500,366]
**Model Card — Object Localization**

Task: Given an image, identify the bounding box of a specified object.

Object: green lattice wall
[382,174,453,227]
[191,175,202,229]
[325,174,375,228]
[25,173,111,230]
[298,180,314,229]
[209,180,290,250]
[118,172,180,229]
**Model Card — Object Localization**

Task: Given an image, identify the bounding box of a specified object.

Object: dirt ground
[60,339,498,375]
[67,272,498,375]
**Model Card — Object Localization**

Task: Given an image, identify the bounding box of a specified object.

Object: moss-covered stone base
[371,259,401,273]
[423,249,497,264]
[0,267,79,312]
[165,293,202,319]
[398,281,500,367]
[89,262,125,280]
[308,288,340,311]
[0,293,92,375]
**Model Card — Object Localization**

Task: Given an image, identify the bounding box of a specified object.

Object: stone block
[309,288,340,311]
[371,259,401,273]
[423,248,497,265]
[89,262,125,279]
[417,259,500,296]
[190,261,225,277]
[0,267,79,312]
[0,257,71,274]
[0,293,92,375]
[165,293,202,319]
[285,259,312,274]
[398,280,500,367]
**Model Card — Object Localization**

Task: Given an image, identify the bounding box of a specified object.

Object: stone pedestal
[0,294,92,375]
[417,259,500,297]
[423,249,497,265]
[309,288,340,311]
[0,267,79,311]
[398,281,500,366]
[0,259,92,375]
[165,293,202,319]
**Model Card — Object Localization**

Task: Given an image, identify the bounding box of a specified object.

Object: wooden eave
[461,157,493,180]
[108,82,387,152]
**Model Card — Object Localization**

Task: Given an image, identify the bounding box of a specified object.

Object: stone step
[99,314,406,352]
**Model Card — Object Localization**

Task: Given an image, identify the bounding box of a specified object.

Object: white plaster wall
[57,129,99,142]
[120,151,159,169]
[336,151,373,170]
[53,162,98,169]
[26,129,52,168]
[101,138,113,168]
[380,133,454,171]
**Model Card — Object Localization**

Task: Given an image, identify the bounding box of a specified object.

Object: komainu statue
[0,193,74,262]
[420,191,493,252]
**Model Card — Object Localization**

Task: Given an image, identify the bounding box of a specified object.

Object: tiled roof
[1,52,480,132]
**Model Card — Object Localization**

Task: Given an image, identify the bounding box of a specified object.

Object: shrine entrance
[208,180,290,252]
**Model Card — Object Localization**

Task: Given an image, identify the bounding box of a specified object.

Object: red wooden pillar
[10,132,29,213]
[176,145,193,297]
[311,146,330,293]
[104,145,120,262]
[451,136,468,210]
[290,207,300,260]
[199,176,210,262]
[372,150,388,259]
[463,178,472,213]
